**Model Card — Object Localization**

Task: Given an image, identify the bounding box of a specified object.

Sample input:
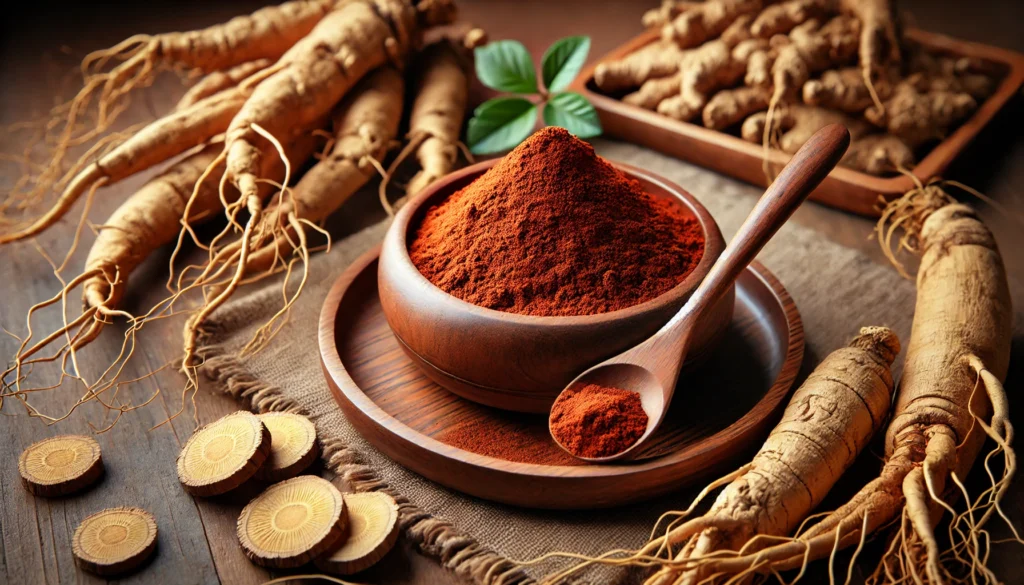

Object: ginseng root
[19,435,104,497]
[661,0,762,48]
[181,66,405,375]
[13,0,333,216]
[905,41,997,100]
[212,0,451,298]
[532,327,900,585]
[749,0,826,39]
[593,40,687,93]
[864,78,977,147]
[649,327,900,585]
[401,30,484,200]
[177,410,271,496]
[676,190,1014,584]
[78,0,331,127]
[221,0,457,207]
[221,0,408,204]
[802,66,894,113]
[741,105,870,153]
[839,0,901,109]
[742,105,910,174]
[627,20,757,112]
[758,16,859,178]
[314,492,401,575]
[176,59,272,110]
[2,143,227,422]
[702,85,770,130]
[1,86,250,244]
[642,1,700,29]
[3,125,311,422]
[237,476,348,568]
[839,133,915,175]
[180,0,450,385]
[769,16,860,105]
[72,507,158,576]
[655,17,753,121]
[382,29,485,212]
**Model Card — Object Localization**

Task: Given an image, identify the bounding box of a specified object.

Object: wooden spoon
[550,124,851,463]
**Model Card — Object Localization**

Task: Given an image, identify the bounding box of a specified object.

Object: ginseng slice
[72,507,158,576]
[254,413,319,482]
[19,435,103,497]
[177,411,271,496]
[237,475,348,568]
[315,492,400,575]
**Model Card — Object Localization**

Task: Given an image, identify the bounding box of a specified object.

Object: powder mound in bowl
[409,126,705,317]
[549,383,649,459]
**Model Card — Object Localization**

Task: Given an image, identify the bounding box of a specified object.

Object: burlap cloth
[196,140,922,584]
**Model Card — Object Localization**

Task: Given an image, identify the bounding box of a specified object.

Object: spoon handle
[682,123,851,323]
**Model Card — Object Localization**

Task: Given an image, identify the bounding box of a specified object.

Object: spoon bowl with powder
[550,124,851,463]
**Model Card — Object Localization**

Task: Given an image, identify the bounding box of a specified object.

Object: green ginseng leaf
[467,97,538,155]
[541,36,591,93]
[542,92,602,139]
[474,40,538,94]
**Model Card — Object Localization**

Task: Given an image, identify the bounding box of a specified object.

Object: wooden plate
[570,28,1024,217]
[319,248,804,509]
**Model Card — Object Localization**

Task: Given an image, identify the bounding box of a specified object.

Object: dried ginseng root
[72,507,158,576]
[529,327,900,584]
[254,413,319,482]
[237,475,348,568]
[177,411,270,496]
[18,435,104,497]
[315,491,401,575]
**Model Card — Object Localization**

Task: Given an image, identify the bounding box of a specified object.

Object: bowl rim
[387,158,725,326]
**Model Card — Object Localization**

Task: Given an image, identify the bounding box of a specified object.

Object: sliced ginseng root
[72,507,158,576]
[237,475,348,568]
[18,435,103,496]
[315,491,401,575]
[177,411,270,496]
[254,413,319,482]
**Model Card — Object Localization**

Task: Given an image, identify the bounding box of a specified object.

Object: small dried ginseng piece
[315,491,401,575]
[255,413,319,482]
[19,435,103,496]
[177,411,271,496]
[238,475,348,568]
[72,507,158,576]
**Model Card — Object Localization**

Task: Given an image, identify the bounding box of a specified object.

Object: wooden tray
[570,28,1024,217]
[319,247,804,509]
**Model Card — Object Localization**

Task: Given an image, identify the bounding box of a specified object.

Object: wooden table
[1,1,1021,583]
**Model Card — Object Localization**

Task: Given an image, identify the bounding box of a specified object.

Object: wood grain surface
[323,248,802,508]
[573,29,1024,217]
[1,0,1022,584]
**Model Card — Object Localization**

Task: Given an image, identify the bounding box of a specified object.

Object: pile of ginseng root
[595,0,1003,177]
[0,0,483,425]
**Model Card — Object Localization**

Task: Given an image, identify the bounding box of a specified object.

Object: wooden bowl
[377,159,733,413]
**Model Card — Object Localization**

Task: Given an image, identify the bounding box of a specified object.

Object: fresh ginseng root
[176,410,270,496]
[315,491,401,575]
[19,435,104,497]
[238,475,348,568]
[254,413,319,482]
[72,507,158,576]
